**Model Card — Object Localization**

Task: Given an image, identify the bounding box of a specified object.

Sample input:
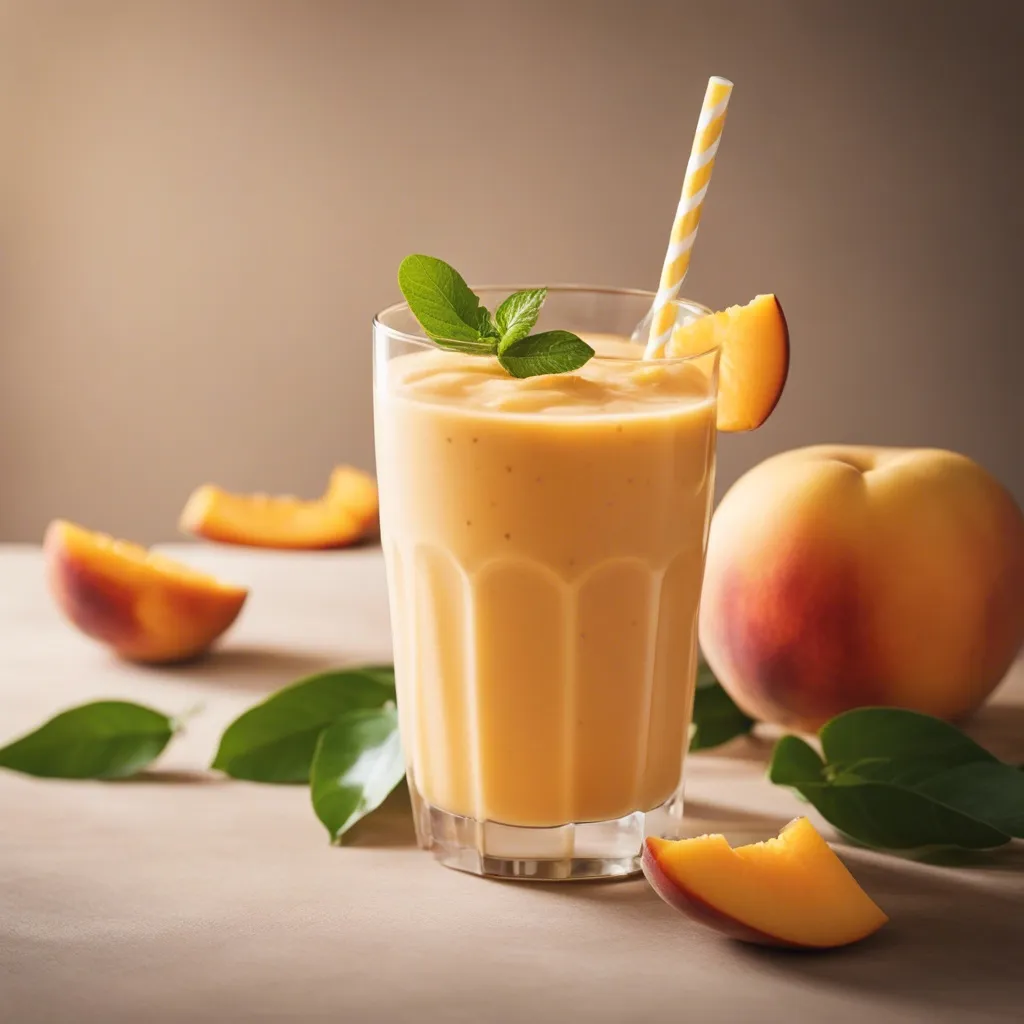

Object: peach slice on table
[642,816,888,950]
[667,293,789,432]
[44,520,248,664]
[180,465,378,550]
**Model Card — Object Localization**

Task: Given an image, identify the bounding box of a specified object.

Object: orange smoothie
[375,338,717,828]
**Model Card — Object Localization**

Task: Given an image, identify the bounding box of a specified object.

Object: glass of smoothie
[373,286,719,880]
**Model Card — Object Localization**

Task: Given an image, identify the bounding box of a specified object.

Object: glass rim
[372,284,716,362]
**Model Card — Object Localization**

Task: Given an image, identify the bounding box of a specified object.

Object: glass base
[409,780,686,881]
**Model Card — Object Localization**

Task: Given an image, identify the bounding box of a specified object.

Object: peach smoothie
[374,337,718,830]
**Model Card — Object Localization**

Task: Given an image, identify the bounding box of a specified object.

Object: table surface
[2,543,1022,1024]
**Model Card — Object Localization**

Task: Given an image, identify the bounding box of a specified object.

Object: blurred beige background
[1,0,1021,543]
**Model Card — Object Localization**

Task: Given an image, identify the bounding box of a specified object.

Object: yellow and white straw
[644,76,733,359]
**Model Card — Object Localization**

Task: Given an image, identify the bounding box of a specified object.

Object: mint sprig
[397,254,594,378]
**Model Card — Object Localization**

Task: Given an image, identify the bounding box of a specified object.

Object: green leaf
[821,707,999,785]
[420,335,498,355]
[310,706,405,842]
[495,288,547,348]
[212,668,396,783]
[819,707,1024,838]
[913,760,1024,838]
[356,664,396,688]
[477,307,501,340]
[0,701,176,779]
[394,256,590,377]
[768,722,1016,852]
[768,734,827,787]
[497,330,595,379]
[688,659,755,751]
[790,775,1011,851]
[397,254,493,349]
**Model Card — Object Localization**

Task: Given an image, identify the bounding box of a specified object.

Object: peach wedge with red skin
[666,293,789,432]
[179,465,379,550]
[44,520,248,664]
[642,817,888,950]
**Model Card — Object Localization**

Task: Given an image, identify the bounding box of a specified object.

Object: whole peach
[699,446,1024,731]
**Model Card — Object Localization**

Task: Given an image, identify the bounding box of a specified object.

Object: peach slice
[44,520,248,664]
[642,816,888,949]
[324,466,380,536]
[180,466,378,550]
[667,294,789,432]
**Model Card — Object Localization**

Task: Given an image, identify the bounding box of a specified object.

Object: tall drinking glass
[373,286,719,880]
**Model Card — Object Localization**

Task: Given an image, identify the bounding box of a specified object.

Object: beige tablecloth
[2,544,1022,1023]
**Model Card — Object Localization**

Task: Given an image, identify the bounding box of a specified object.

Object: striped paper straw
[644,76,733,359]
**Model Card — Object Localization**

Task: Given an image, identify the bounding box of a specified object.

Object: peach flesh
[45,520,248,663]
[642,817,888,949]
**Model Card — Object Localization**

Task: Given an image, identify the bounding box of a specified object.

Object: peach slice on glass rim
[44,519,248,664]
[666,293,789,432]
[180,465,378,550]
[642,816,888,949]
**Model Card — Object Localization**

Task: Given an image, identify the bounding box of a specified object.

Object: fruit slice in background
[323,466,380,536]
[44,520,248,663]
[667,294,789,432]
[180,465,378,549]
[642,816,888,949]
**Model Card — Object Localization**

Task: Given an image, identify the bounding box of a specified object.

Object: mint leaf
[0,701,176,779]
[397,254,493,350]
[417,335,497,355]
[310,706,405,843]
[477,307,501,340]
[495,288,547,348]
[212,668,396,783]
[689,658,755,751]
[497,330,594,379]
